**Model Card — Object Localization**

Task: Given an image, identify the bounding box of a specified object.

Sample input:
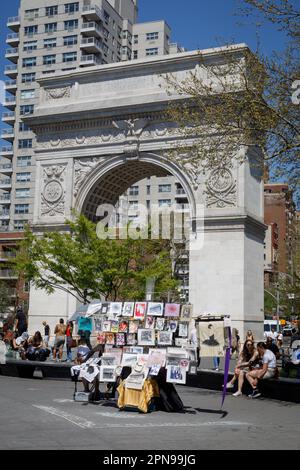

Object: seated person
[11,331,29,360]
[283,347,300,378]
[225,340,259,397]
[73,342,105,401]
[74,339,92,365]
[265,335,280,359]
[26,331,50,361]
[245,342,277,398]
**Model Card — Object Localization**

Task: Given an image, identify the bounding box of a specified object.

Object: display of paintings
[101,354,118,366]
[121,353,138,367]
[145,316,155,329]
[168,320,178,333]
[110,320,119,333]
[119,320,129,333]
[180,304,193,320]
[164,303,181,318]
[134,302,147,320]
[147,302,164,317]
[108,302,123,319]
[102,321,111,332]
[178,322,189,338]
[116,333,126,347]
[166,365,186,384]
[100,366,116,383]
[147,349,167,368]
[157,330,173,346]
[122,302,135,317]
[155,317,165,331]
[97,333,106,345]
[93,314,103,332]
[105,332,115,345]
[138,328,155,346]
[129,320,139,334]
[198,321,225,357]
[99,302,110,315]
[126,333,137,346]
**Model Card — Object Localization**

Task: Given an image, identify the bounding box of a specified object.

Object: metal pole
[276,288,280,332]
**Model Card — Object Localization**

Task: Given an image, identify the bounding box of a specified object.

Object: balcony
[6,33,19,46]
[80,37,102,53]
[2,112,15,125]
[1,147,13,158]
[3,97,16,110]
[0,163,13,174]
[1,129,14,142]
[0,211,10,220]
[0,269,18,279]
[82,4,104,22]
[80,54,102,67]
[4,65,18,78]
[5,48,19,63]
[0,194,11,203]
[81,21,102,38]
[0,179,12,189]
[4,80,17,95]
[7,16,20,32]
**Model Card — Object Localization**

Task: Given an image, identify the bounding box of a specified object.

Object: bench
[0,358,71,380]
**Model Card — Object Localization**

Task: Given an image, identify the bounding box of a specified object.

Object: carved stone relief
[74,157,106,196]
[41,165,66,217]
[205,167,237,208]
[45,86,71,100]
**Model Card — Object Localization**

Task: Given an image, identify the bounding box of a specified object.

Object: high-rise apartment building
[1,0,184,232]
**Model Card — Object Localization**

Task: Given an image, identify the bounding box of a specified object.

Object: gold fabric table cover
[117,378,160,413]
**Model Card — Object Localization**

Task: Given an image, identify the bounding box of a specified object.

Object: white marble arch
[24,46,266,341]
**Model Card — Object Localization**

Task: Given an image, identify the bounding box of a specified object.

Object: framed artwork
[164,303,181,318]
[181,304,193,320]
[198,320,225,357]
[145,316,155,329]
[155,317,165,331]
[129,346,144,354]
[122,302,135,317]
[96,333,106,345]
[147,302,164,317]
[189,361,198,375]
[175,337,189,347]
[121,353,138,367]
[134,302,147,320]
[119,320,129,333]
[108,302,123,319]
[126,333,137,346]
[100,366,116,383]
[105,332,115,345]
[178,322,189,338]
[149,364,161,376]
[102,321,111,332]
[99,302,110,315]
[93,314,103,332]
[157,330,173,346]
[101,354,118,366]
[116,333,126,347]
[147,349,167,368]
[129,320,139,334]
[110,320,119,333]
[138,328,155,346]
[168,320,178,333]
[166,365,186,385]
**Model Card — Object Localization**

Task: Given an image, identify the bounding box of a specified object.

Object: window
[159,184,171,193]
[147,185,151,195]
[64,35,78,46]
[45,23,57,33]
[25,9,39,19]
[17,156,31,167]
[18,139,32,149]
[133,50,138,59]
[21,89,35,100]
[16,173,31,183]
[14,220,26,231]
[103,10,110,23]
[146,48,158,56]
[16,188,30,198]
[23,41,37,52]
[43,54,56,65]
[19,122,30,132]
[63,52,77,62]
[22,72,36,83]
[22,57,36,68]
[24,26,38,36]
[118,26,122,39]
[103,28,110,39]
[103,44,109,54]
[146,200,150,209]
[46,5,58,16]
[121,46,128,55]
[42,70,56,74]
[64,19,78,31]
[65,2,79,13]
[20,105,34,116]
[134,35,138,44]
[44,38,57,49]
[129,201,139,211]
[129,186,139,196]
[15,204,29,215]
[158,199,172,207]
[146,32,159,41]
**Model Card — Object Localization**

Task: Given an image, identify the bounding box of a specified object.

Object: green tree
[0,281,13,317]
[15,214,178,303]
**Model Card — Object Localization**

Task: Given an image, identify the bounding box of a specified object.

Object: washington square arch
[24,45,266,340]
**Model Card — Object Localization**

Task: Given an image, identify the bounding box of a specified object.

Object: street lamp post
[265,287,280,332]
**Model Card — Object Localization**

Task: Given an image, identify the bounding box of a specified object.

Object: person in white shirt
[245,342,277,398]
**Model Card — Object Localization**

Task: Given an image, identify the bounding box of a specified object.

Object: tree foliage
[15,214,178,303]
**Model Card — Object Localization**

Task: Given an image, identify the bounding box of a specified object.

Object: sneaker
[232,391,242,397]
[248,389,261,398]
